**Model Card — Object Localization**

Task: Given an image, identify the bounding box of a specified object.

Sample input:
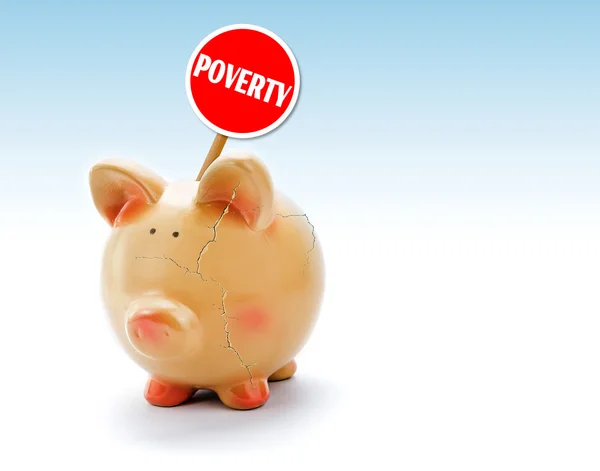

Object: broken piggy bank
[89,150,324,409]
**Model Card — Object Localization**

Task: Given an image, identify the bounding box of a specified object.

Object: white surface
[1,201,600,470]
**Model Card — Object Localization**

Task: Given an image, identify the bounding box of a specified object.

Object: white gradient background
[1,1,599,470]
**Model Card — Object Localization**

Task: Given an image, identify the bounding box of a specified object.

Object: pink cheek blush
[236,308,269,332]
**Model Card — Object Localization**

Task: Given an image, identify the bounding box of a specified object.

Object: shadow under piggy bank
[108,376,341,450]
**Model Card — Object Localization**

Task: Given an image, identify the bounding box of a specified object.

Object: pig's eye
[172,231,179,238]
[149,228,156,234]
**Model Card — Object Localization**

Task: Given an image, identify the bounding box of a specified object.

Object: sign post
[185,24,301,180]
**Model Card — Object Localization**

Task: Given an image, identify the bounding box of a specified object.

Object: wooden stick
[196,133,228,181]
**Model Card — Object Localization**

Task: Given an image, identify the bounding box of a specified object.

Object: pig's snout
[125,299,201,360]
[129,310,182,341]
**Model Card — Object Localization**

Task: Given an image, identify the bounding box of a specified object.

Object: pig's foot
[216,378,270,410]
[144,377,195,407]
[268,359,297,382]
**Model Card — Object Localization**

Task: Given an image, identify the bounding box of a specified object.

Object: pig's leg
[144,376,195,407]
[268,359,297,382]
[216,378,270,410]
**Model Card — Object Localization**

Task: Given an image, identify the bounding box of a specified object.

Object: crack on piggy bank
[211,277,257,387]
[133,254,257,384]
[275,213,316,273]
[134,185,256,385]
[134,255,197,275]
[136,185,240,281]
[195,184,240,280]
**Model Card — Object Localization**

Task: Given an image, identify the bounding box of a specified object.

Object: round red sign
[185,24,300,139]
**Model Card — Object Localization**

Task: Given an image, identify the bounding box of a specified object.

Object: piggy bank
[89,150,324,409]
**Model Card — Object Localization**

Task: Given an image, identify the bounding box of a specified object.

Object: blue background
[1,0,598,219]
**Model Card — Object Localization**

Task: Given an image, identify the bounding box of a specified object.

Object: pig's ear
[89,159,167,227]
[195,151,274,231]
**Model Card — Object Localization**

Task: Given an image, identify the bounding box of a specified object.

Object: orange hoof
[268,359,297,382]
[144,377,195,407]
[217,379,270,410]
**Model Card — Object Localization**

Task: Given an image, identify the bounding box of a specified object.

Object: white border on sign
[185,24,301,139]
